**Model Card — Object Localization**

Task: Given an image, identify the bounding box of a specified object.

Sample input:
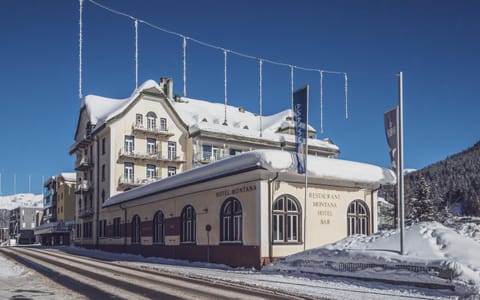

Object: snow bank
[264,221,480,296]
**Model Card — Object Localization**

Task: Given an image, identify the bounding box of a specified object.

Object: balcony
[118,148,185,164]
[117,175,160,190]
[78,208,94,218]
[118,148,163,162]
[132,123,174,138]
[75,180,91,194]
[75,156,93,171]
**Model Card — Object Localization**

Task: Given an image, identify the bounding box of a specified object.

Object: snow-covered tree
[408,174,438,222]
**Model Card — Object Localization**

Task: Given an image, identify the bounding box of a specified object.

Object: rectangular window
[229,148,242,156]
[124,162,134,183]
[124,135,134,154]
[102,138,106,155]
[168,142,176,160]
[147,138,157,155]
[160,118,167,131]
[136,113,143,127]
[146,164,156,180]
[212,146,221,161]
[273,215,284,242]
[98,220,107,238]
[202,145,212,161]
[167,166,176,177]
[113,217,121,237]
[101,164,105,182]
[76,223,81,238]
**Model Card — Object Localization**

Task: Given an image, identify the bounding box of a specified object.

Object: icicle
[290,65,294,112]
[134,19,138,89]
[259,59,263,137]
[320,70,324,134]
[344,72,349,119]
[78,0,84,100]
[223,49,228,125]
[183,36,187,97]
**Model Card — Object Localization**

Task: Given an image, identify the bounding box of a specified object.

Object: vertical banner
[293,86,309,174]
[384,106,398,172]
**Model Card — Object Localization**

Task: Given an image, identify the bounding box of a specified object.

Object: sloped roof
[79,80,338,151]
[103,150,396,207]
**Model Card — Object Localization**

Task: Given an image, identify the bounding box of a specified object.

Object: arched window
[181,205,196,243]
[220,198,242,242]
[146,112,157,130]
[152,211,164,244]
[272,195,301,243]
[131,215,141,244]
[347,200,369,236]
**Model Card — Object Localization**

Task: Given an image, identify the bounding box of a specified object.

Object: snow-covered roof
[80,80,338,152]
[103,150,395,207]
[59,172,76,182]
[82,80,159,131]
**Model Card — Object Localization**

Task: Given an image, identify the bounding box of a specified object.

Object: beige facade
[96,151,394,268]
[69,78,395,267]
[70,78,340,248]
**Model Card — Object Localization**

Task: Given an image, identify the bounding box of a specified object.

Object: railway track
[0,247,312,300]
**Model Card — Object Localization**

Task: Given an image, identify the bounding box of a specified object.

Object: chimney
[159,77,173,99]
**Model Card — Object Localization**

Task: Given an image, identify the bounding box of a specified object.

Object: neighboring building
[34,173,76,245]
[9,206,42,244]
[0,209,8,244]
[70,78,339,248]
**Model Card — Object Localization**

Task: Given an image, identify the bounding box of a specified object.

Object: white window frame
[168,142,176,160]
[167,166,176,177]
[146,164,156,180]
[124,136,134,154]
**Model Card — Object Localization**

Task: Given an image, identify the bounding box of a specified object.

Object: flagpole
[303,85,309,251]
[398,71,405,255]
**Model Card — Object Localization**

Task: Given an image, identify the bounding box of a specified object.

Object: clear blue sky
[1,0,479,195]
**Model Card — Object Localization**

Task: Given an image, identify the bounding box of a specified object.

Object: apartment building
[34,173,76,245]
[9,206,42,245]
[70,78,340,248]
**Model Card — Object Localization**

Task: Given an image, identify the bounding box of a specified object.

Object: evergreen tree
[408,174,437,222]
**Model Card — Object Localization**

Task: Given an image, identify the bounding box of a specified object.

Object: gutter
[120,203,127,247]
[267,172,279,264]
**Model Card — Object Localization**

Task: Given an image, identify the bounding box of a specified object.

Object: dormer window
[147,112,157,130]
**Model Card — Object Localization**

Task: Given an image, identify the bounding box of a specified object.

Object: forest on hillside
[382,141,480,220]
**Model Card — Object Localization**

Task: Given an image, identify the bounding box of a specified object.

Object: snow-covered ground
[0,193,43,209]
[1,221,478,299]
[0,252,84,299]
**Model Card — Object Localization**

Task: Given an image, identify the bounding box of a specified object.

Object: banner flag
[384,106,398,172]
[293,86,309,174]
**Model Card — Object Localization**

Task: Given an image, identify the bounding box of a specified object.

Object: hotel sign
[215,184,257,198]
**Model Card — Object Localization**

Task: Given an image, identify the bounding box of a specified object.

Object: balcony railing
[75,156,93,171]
[117,175,160,190]
[132,123,174,137]
[118,148,185,164]
[78,208,94,218]
[118,148,163,162]
[75,180,91,194]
